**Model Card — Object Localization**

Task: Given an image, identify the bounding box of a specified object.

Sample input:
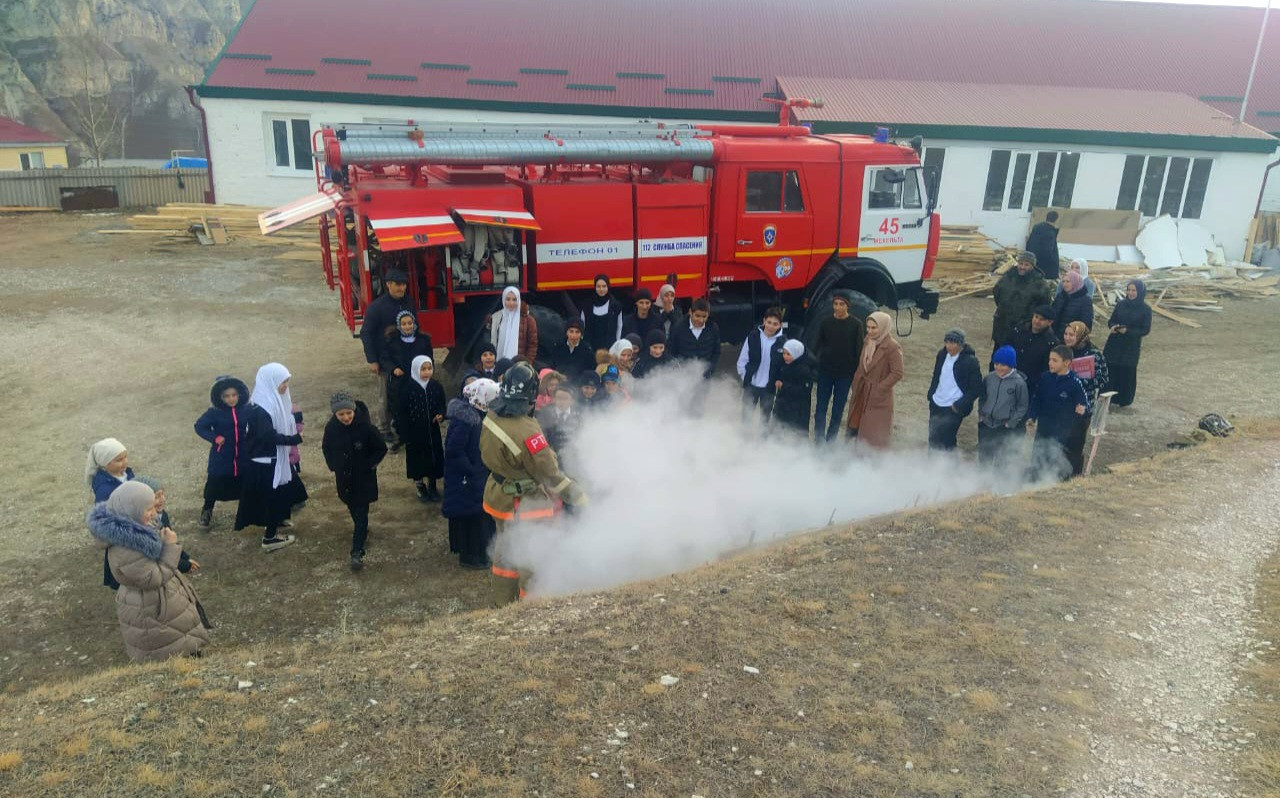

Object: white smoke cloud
[501,363,1038,599]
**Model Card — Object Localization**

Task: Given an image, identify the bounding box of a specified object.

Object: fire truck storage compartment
[395,183,531,293]
[523,181,635,291]
[634,181,710,298]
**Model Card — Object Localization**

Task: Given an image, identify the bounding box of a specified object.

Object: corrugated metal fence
[0,167,209,209]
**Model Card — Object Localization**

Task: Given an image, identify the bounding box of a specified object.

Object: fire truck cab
[261,118,940,367]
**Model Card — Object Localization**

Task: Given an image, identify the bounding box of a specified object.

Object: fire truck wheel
[527,303,565,365]
[800,288,878,353]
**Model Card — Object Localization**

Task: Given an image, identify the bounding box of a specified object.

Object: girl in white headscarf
[399,354,447,502]
[234,363,303,551]
[489,286,540,363]
[86,437,132,501]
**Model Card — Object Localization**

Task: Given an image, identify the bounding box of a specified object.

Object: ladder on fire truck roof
[333,121,704,140]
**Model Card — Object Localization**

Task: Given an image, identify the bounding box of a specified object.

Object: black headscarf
[591,273,613,309]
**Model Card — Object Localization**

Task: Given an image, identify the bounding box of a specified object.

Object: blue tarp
[161,156,208,169]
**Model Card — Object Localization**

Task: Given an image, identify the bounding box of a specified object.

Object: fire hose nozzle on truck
[763,96,824,125]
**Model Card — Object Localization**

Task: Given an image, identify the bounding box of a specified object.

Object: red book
[1070,356,1095,381]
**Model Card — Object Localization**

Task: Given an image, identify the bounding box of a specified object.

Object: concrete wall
[201,97,1277,260]
[0,144,69,171]
[928,137,1277,260]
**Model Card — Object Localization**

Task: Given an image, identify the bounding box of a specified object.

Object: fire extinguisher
[478,250,494,287]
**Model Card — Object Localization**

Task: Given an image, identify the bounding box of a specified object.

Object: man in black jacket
[1026,211,1061,280]
[358,268,414,444]
[926,328,983,451]
[666,298,721,379]
[1002,304,1059,397]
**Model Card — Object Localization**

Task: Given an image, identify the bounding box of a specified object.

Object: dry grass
[1238,548,1280,797]
[0,435,1274,797]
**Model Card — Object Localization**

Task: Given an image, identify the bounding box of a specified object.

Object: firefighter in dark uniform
[480,362,588,606]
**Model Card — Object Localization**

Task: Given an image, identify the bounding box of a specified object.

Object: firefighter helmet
[492,361,539,416]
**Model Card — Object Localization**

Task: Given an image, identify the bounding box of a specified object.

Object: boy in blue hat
[977,345,1029,466]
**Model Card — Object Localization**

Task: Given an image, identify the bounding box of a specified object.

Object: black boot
[415,481,431,503]
[198,507,212,528]
[425,480,441,503]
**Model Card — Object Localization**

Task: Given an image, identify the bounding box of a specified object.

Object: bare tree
[64,55,123,167]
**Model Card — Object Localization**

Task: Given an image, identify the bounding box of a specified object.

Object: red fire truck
[261,108,940,369]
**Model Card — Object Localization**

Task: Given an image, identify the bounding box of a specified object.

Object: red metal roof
[780,77,1276,140]
[0,116,61,145]
[202,0,1280,133]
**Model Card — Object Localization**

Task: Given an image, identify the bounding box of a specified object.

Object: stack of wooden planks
[928,222,1279,325]
[932,226,1014,278]
[101,203,325,257]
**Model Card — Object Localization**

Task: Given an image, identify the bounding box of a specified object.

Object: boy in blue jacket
[193,375,251,529]
[1027,346,1090,481]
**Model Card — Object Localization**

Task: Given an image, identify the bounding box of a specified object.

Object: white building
[783,77,1278,261]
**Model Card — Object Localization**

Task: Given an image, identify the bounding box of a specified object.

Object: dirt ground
[0,212,1278,797]
[0,419,1276,797]
[1,211,1277,694]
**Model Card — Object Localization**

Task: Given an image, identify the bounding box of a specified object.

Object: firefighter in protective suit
[480,361,588,606]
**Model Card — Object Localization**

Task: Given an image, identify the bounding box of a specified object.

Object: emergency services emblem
[525,433,549,454]
[763,224,777,248]
[775,257,794,279]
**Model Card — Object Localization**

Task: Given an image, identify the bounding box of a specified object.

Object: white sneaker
[261,535,296,552]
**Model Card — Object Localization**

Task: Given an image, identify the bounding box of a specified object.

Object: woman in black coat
[580,273,624,354]
[443,374,497,568]
[1103,280,1152,407]
[398,355,447,501]
[772,340,815,436]
[1051,270,1094,338]
[380,311,434,435]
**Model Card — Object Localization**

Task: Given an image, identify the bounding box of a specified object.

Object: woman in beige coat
[846,311,904,449]
[86,481,210,662]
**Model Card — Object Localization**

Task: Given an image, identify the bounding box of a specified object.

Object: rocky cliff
[0,0,243,160]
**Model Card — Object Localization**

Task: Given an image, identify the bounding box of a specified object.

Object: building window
[269,117,313,172]
[1007,153,1031,210]
[1115,154,1212,219]
[983,150,1011,211]
[983,149,1080,212]
[19,152,45,170]
[1116,156,1144,210]
[745,170,805,212]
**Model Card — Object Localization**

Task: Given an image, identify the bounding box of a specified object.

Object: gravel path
[1069,445,1280,798]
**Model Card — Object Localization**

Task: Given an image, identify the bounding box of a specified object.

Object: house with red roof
[0,117,68,171]
[192,0,1279,259]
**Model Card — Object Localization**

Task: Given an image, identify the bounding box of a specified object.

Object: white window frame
[264,115,314,176]
[1115,154,1213,220]
[19,151,45,170]
[983,149,1079,212]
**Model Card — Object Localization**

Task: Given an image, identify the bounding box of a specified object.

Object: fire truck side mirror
[923,165,940,214]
